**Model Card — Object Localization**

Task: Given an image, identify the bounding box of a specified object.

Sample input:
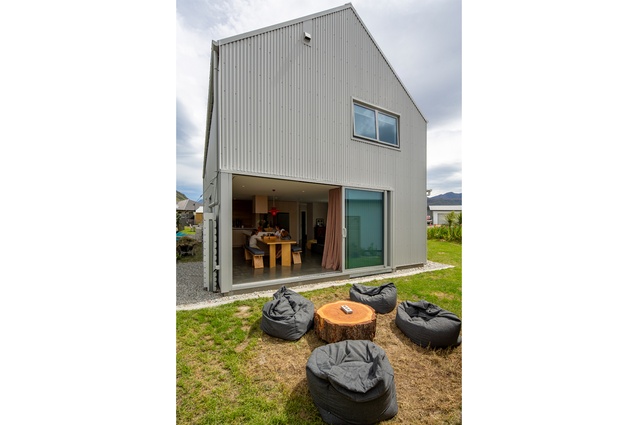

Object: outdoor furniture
[395,300,462,348]
[306,340,398,424]
[177,244,194,257]
[349,282,397,314]
[260,286,315,341]
[176,236,197,257]
[314,300,376,343]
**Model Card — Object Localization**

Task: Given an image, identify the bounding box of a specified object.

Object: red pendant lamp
[269,189,279,216]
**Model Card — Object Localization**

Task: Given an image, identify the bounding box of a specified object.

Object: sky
[176,0,462,201]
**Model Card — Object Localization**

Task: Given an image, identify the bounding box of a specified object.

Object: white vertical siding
[216,6,427,266]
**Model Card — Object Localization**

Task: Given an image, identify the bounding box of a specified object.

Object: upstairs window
[353,102,399,147]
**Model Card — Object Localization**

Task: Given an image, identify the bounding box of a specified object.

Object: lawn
[176,239,462,424]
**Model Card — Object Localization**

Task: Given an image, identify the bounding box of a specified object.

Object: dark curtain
[322,188,342,270]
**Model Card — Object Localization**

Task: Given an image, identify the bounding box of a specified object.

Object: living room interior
[231,175,340,285]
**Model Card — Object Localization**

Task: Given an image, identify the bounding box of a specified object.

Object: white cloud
[427,119,462,196]
[428,120,462,167]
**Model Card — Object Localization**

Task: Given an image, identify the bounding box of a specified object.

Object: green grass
[176,239,462,424]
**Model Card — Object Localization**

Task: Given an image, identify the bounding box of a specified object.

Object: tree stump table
[314,300,377,343]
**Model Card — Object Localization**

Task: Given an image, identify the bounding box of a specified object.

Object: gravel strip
[176,261,453,311]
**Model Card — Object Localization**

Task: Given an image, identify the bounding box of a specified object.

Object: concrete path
[176,261,453,311]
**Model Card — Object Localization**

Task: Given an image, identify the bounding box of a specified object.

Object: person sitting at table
[274,226,284,237]
[276,229,291,258]
[249,229,259,248]
[280,229,291,240]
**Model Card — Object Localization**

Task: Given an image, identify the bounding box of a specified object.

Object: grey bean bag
[395,300,462,348]
[349,282,397,314]
[306,340,398,425]
[260,286,314,341]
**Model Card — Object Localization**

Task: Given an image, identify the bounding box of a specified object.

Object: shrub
[177,236,197,246]
[427,223,462,243]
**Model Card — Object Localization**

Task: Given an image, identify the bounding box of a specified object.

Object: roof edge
[212,2,428,124]
[347,6,428,124]
[429,205,462,210]
[202,40,216,180]
[216,3,353,46]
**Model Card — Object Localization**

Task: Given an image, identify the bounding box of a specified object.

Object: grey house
[429,205,462,225]
[202,3,428,294]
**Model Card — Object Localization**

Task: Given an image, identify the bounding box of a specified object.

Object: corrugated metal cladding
[217,7,426,182]
[216,6,427,265]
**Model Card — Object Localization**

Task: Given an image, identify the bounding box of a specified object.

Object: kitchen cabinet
[253,195,268,213]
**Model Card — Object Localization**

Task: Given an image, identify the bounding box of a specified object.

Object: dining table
[258,237,298,268]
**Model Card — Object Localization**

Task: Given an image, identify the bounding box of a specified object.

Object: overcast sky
[176,0,461,201]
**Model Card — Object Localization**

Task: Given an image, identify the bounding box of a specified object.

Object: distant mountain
[428,192,462,206]
[176,190,189,202]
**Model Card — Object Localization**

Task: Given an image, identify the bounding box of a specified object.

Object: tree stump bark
[314,301,377,343]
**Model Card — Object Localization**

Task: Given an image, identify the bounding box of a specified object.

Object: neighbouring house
[202,3,428,294]
[176,199,203,227]
[429,205,462,225]
[176,199,202,213]
[194,206,203,225]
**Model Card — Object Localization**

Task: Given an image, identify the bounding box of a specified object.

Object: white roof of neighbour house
[195,206,203,213]
[429,205,462,211]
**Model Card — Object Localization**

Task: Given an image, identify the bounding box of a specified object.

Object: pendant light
[269,189,279,216]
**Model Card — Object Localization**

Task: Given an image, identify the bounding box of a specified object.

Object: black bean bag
[349,282,397,314]
[306,340,398,425]
[260,286,314,341]
[395,300,462,348]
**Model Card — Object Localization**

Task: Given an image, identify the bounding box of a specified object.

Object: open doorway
[230,175,341,286]
[300,209,307,248]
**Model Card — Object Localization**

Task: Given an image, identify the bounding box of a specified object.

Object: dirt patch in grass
[234,305,252,318]
[431,291,456,301]
[245,291,462,424]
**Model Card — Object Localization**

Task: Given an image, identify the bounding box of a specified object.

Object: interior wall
[277,201,298,241]
[308,202,329,242]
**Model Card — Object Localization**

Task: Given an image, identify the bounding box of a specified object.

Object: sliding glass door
[345,189,384,269]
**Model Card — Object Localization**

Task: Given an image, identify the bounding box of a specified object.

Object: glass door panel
[345,189,384,269]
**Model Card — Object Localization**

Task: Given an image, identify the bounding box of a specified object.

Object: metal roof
[429,205,462,211]
[176,199,203,211]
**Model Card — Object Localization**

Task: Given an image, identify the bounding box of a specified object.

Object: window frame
[352,100,400,148]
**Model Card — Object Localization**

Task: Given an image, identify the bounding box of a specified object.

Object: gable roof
[176,199,203,211]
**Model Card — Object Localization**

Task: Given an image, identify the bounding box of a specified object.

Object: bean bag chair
[349,282,397,314]
[306,340,398,425]
[260,286,314,341]
[395,300,462,348]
